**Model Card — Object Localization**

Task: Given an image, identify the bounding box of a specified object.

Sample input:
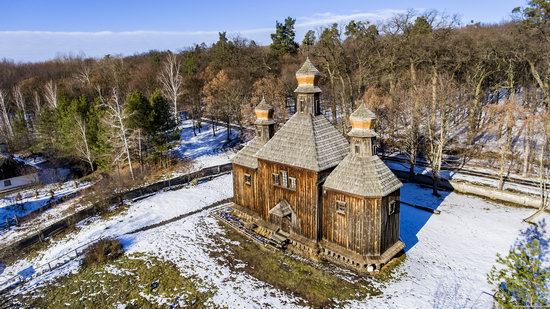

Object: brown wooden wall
[321,190,382,256]
[257,159,320,240]
[232,163,259,213]
[380,189,401,253]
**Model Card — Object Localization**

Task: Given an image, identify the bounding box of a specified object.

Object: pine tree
[270,17,299,56]
[487,221,550,308]
[149,89,175,134]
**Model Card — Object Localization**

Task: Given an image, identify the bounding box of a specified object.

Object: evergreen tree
[150,89,175,134]
[302,30,316,46]
[487,221,550,308]
[57,96,106,173]
[34,107,59,155]
[125,91,152,132]
[270,17,299,56]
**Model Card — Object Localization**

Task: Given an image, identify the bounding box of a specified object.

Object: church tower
[254,97,275,143]
[348,103,378,156]
[295,57,322,116]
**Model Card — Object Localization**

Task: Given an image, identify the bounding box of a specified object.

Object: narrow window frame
[288,177,297,190]
[272,173,279,186]
[336,200,347,215]
[280,171,288,188]
[388,200,397,215]
[244,173,252,185]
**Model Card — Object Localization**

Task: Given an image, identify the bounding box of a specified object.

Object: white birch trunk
[159,52,183,126]
[0,89,13,137]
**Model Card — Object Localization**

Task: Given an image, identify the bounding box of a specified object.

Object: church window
[244,174,251,185]
[289,177,297,190]
[355,145,360,154]
[272,173,279,186]
[280,171,288,187]
[388,200,397,215]
[336,201,347,214]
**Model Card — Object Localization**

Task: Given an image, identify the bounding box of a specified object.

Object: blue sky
[0,0,525,62]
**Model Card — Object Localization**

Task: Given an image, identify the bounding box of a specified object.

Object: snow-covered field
[2,172,545,308]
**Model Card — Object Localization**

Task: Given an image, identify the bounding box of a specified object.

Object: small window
[355,145,360,154]
[300,99,305,112]
[244,174,251,185]
[336,200,346,214]
[4,179,12,187]
[289,177,297,190]
[388,200,397,215]
[280,171,288,187]
[257,129,262,137]
[272,173,279,186]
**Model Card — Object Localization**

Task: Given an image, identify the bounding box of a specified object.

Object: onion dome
[348,103,377,138]
[294,57,322,93]
[255,97,275,125]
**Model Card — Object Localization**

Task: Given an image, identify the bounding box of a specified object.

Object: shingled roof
[231,138,264,169]
[324,155,402,197]
[255,113,349,171]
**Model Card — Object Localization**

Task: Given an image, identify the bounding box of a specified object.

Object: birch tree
[44,80,58,109]
[104,87,135,180]
[13,85,29,129]
[0,89,13,137]
[159,52,183,126]
[74,113,94,171]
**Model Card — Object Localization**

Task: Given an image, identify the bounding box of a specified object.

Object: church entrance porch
[269,199,294,236]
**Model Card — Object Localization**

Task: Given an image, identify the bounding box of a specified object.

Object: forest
[0,1,548,193]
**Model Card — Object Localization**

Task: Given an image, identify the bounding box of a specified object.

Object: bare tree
[425,72,457,196]
[44,80,58,109]
[0,89,13,137]
[33,90,41,114]
[104,87,135,180]
[13,84,29,128]
[74,113,94,171]
[159,52,183,126]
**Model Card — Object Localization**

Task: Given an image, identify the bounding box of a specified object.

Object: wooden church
[231,58,404,272]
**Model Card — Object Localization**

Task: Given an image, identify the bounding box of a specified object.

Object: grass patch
[15,254,213,308]
[213,222,381,308]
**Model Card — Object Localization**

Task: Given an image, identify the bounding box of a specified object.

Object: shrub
[83,239,124,267]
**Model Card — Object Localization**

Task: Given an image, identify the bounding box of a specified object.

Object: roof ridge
[310,114,321,170]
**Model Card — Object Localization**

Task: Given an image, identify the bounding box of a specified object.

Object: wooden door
[281,215,291,233]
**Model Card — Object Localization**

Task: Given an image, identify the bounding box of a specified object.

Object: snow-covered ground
[171,120,239,169]
[385,160,542,196]
[0,180,91,226]
[3,173,546,308]
[0,175,233,289]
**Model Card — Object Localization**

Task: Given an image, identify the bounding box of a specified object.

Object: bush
[83,239,124,267]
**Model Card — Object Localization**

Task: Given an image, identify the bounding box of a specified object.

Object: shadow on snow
[399,183,451,252]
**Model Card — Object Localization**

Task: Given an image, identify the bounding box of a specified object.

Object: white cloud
[0,9,404,62]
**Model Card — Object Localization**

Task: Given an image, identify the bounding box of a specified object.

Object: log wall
[257,159,320,240]
[321,190,382,256]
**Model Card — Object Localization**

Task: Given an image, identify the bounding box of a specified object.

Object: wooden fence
[0,163,232,261]
[0,163,233,299]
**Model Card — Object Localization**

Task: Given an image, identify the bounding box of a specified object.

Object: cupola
[348,103,378,156]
